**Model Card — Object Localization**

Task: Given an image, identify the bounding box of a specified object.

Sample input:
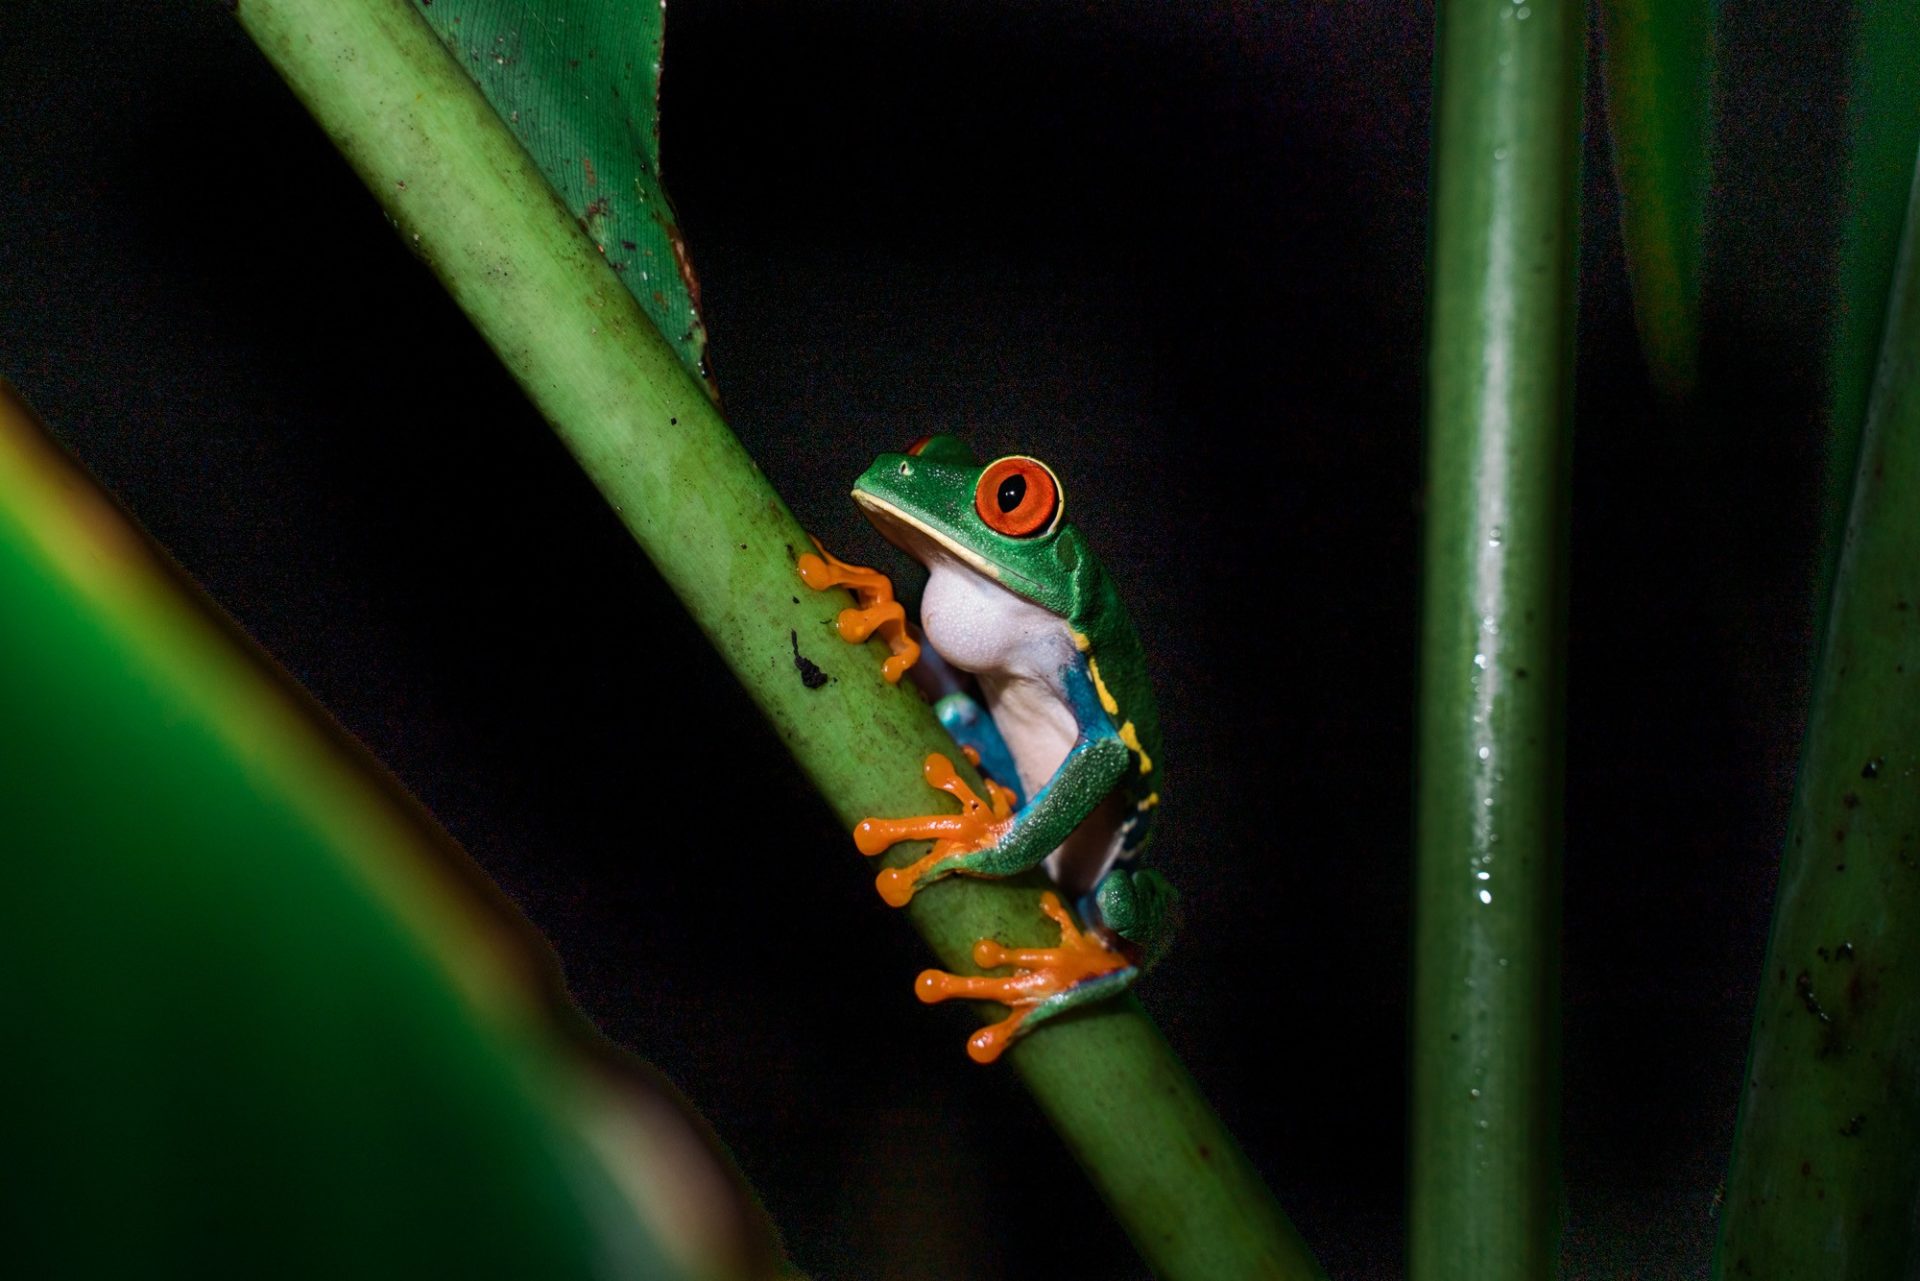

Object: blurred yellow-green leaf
[1597,0,1712,399]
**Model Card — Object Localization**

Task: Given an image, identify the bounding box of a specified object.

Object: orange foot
[854,753,1017,906]
[795,538,921,682]
[916,892,1132,1063]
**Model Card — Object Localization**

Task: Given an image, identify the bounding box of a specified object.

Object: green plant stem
[1816,1,1920,626]
[1715,146,1920,1281]
[1411,2,1583,1278]
[228,2,1322,1275]
[1595,0,1712,400]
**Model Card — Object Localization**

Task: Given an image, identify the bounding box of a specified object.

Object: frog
[798,435,1175,1062]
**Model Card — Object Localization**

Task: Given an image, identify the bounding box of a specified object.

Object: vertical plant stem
[1716,148,1920,1281]
[1595,0,1712,400]
[227,1,1324,1276]
[1816,2,1920,624]
[1411,2,1583,1278]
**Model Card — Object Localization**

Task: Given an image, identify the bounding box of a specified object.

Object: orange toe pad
[795,539,920,682]
[856,753,1013,907]
[916,892,1128,1063]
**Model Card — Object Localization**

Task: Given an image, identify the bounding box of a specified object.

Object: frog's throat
[851,489,1046,603]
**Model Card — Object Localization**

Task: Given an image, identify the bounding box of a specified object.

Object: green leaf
[415,0,715,398]
[225,0,1326,1274]
[1716,145,1920,1281]
[0,383,769,1279]
[1596,0,1712,399]
[1411,1,1584,1277]
[1816,1,1920,621]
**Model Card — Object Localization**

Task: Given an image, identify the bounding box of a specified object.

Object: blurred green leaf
[1596,0,1712,399]
[415,0,715,398]
[0,383,774,1280]
[1717,145,1920,1281]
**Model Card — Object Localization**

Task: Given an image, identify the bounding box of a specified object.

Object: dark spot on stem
[1843,792,1860,809]
[1841,1114,1866,1137]
[1863,757,1883,779]
[790,630,828,689]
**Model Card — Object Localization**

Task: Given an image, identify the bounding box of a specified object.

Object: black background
[0,2,1849,1276]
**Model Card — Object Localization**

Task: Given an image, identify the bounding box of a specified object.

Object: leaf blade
[415,0,714,396]
[1596,0,1712,399]
[1716,135,1920,1281]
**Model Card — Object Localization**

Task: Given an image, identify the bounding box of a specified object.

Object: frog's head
[852,435,1084,617]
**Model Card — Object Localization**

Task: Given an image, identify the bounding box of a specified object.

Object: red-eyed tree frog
[798,436,1175,1062]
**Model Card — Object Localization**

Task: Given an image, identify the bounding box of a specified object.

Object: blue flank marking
[1059,657,1111,731]
[1004,659,1122,823]
[933,692,1025,809]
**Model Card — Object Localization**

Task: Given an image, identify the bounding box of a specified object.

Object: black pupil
[996,474,1027,513]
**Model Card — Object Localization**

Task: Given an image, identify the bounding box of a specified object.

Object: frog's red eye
[974,456,1062,538]
[906,435,934,456]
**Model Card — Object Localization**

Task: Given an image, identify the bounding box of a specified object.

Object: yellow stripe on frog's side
[1136,791,1160,812]
[1087,657,1121,716]
[1087,654,1151,774]
[1072,630,1092,652]
[1119,721,1153,775]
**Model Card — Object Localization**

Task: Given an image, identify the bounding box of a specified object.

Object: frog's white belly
[920,555,1127,895]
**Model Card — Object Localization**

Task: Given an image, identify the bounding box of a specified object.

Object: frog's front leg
[915,891,1137,1063]
[855,730,1131,907]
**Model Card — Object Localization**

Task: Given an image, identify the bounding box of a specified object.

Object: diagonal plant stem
[1410,1,1583,1278]
[227,1,1324,1275]
[1715,142,1920,1281]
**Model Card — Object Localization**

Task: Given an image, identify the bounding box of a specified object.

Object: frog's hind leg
[1091,866,1179,966]
[915,891,1137,1063]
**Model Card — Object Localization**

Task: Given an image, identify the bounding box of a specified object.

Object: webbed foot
[794,538,920,682]
[854,753,1017,906]
[1092,866,1179,966]
[915,892,1135,1063]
